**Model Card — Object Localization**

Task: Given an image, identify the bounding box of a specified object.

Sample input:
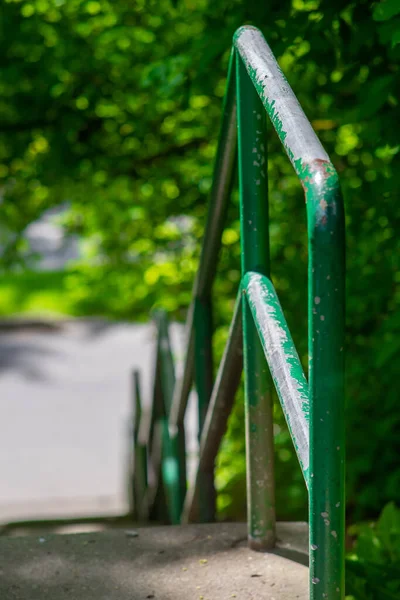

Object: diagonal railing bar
[169,51,237,431]
[234,26,331,174]
[181,292,243,523]
[242,272,309,483]
[134,25,345,600]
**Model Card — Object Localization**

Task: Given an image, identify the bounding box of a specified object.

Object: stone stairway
[0,320,309,599]
[0,522,308,600]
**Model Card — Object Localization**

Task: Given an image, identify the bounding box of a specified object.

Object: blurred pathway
[0,319,196,525]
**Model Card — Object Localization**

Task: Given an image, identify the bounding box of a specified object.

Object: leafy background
[1,1,400,597]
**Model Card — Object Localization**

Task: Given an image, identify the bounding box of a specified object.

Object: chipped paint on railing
[135,24,345,600]
[234,26,329,174]
[243,272,310,480]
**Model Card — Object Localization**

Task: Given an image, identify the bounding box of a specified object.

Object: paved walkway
[0,522,309,600]
[0,319,196,524]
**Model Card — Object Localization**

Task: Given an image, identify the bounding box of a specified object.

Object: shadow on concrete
[0,523,309,600]
[273,546,309,567]
[0,319,150,381]
[0,340,64,380]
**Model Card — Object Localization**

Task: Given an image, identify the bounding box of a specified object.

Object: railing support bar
[169,49,237,432]
[236,52,276,550]
[156,312,187,524]
[306,173,345,600]
[182,293,243,523]
[194,296,215,521]
[132,370,148,522]
[243,272,310,485]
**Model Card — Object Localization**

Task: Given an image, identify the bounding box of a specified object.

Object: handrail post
[156,311,187,524]
[194,296,215,522]
[236,52,276,550]
[234,27,345,595]
[306,168,345,599]
[132,369,148,521]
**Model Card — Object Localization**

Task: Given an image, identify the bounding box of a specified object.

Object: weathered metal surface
[194,297,215,522]
[168,51,237,432]
[132,371,148,522]
[234,26,328,173]
[235,25,345,599]
[305,163,345,600]
[181,293,243,524]
[140,24,345,600]
[243,273,309,482]
[237,53,276,551]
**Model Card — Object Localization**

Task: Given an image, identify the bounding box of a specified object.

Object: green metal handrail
[133,25,345,600]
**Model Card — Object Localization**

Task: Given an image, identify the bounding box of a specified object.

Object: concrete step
[0,522,308,600]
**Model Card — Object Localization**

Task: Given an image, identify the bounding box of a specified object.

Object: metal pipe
[194,296,215,522]
[181,293,243,523]
[236,51,276,551]
[132,370,148,521]
[243,272,309,484]
[169,49,238,431]
[306,168,345,600]
[234,26,329,174]
[235,25,345,598]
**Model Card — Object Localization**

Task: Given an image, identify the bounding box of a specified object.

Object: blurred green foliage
[1,0,399,546]
[346,502,400,600]
[0,271,73,315]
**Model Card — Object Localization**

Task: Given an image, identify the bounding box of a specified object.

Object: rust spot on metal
[300,158,332,191]
[309,158,332,177]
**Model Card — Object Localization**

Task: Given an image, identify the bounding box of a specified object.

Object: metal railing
[133,25,345,600]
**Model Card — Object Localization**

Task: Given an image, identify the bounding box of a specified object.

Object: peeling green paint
[235,26,345,599]
[136,24,345,600]
[243,272,310,484]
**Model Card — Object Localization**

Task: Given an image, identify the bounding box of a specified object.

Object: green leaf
[391,28,400,46]
[357,74,394,119]
[376,502,400,560]
[375,338,400,367]
[377,16,400,47]
[373,0,400,22]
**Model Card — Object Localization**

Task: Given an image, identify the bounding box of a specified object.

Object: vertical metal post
[236,53,276,550]
[156,312,187,524]
[194,296,215,522]
[132,370,148,521]
[306,169,345,599]
[169,48,237,434]
[161,420,186,524]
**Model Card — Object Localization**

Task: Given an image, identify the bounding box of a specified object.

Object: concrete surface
[0,320,197,524]
[0,522,309,600]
